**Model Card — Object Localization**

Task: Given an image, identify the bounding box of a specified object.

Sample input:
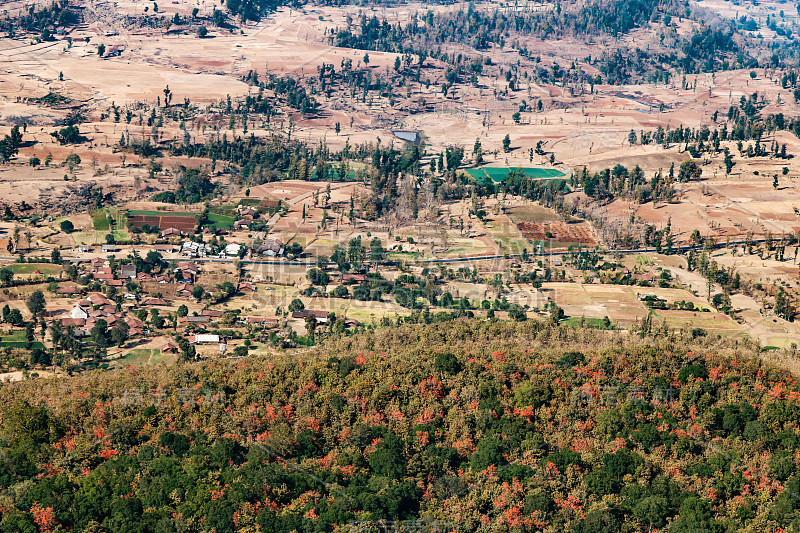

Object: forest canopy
[0,321,797,532]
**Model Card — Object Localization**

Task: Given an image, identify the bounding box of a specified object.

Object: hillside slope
[0,321,797,532]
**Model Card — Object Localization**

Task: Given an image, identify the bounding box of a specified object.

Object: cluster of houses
[48,256,295,347]
[62,293,145,338]
[176,239,276,259]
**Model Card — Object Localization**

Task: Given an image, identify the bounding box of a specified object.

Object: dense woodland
[0,321,798,532]
[328,3,757,84]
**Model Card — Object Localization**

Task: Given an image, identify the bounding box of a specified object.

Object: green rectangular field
[467,167,566,183]
[91,211,110,231]
[0,330,45,349]
[206,213,235,230]
[8,263,63,275]
[516,167,566,179]
[561,316,612,329]
[483,168,512,182]
[117,349,164,366]
[465,169,488,180]
[128,210,196,218]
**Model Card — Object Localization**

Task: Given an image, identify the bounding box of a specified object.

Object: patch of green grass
[205,213,235,230]
[467,167,567,184]
[91,211,110,231]
[465,168,487,180]
[484,168,511,182]
[8,264,62,275]
[561,316,612,329]
[148,350,169,364]
[0,330,45,349]
[118,349,162,365]
[516,167,565,179]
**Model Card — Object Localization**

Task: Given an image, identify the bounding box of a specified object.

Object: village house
[176,283,194,297]
[291,310,330,323]
[121,264,137,279]
[154,244,179,253]
[142,297,169,306]
[161,228,183,238]
[181,241,211,258]
[259,239,284,257]
[246,317,279,327]
[179,316,210,325]
[86,293,114,307]
[224,243,242,257]
[191,333,220,344]
[60,317,86,328]
[70,304,89,320]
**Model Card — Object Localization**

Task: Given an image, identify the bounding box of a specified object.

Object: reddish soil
[517,222,597,245]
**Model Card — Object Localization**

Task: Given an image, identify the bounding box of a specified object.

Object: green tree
[470,436,506,471]
[502,134,511,153]
[304,314,318,336]
[192,285,205,300]
[60,220,75,233]
[368,433,405,478]
[670,497,722,532]
[369,237,385,266]
[678,159,702,182]
[26,290,46,319]
[306,268,330,286]
[0,267,14,286]
[110,320,129,346]
[91,318,109,349]
[175,335,196,362]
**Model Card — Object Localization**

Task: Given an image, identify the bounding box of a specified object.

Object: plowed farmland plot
[517,222,597,246]
[128,211,197,231]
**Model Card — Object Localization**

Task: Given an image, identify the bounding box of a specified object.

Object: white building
[224,243,242,257]
[70,304,89,320]
[193,334,220,344]
[181,241,212,258]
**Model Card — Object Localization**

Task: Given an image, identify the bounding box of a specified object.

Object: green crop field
[206,213,235,230]
[91,211,110,231]
[0,330,45,350]
[117,349,164,366]
[561,316,613,329]
[466,167,566,183]
[8,263,62,275]
[519,167,565,178]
